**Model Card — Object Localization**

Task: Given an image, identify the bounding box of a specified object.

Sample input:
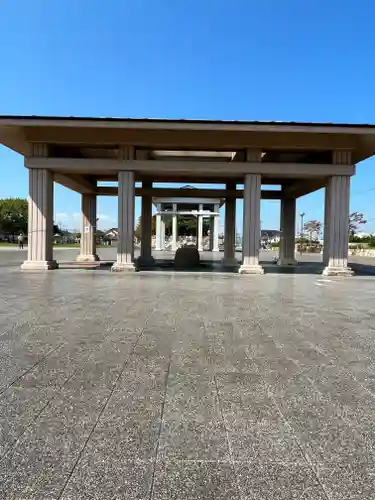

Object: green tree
[53,222,63,235]
[0,198,28,240]
[303,220,322,241]
[134,214,211,239]
[349,212,367,236]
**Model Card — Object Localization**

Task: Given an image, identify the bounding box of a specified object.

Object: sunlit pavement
[1,249,375,499]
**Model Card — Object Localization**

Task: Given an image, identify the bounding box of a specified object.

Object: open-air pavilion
[1,116,375,275]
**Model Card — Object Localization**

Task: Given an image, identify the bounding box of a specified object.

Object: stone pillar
[323,186,330,265]
[323,175,353,276]
[155,205,161,250]
[137,182,155,266]
[279,197,297,266]
[112,171,136,272]
[76,194,99,262]
[21,168,58,270]
[213,203,220,251]
[172,203,178,251]
[239,157,264,274]
[223,184,237,266]
[155,203,164,251]
[208,214,214,251]
[198,203,203,251]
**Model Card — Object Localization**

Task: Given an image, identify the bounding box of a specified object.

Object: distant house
[104,228,118,240]
[261,230,280,244]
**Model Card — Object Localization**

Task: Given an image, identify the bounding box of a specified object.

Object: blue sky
[1,0,375,233]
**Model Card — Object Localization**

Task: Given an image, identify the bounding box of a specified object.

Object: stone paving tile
[216,373,306,463]
[316,463,375,500]
[0,321,142,456]
[152,460,240,500]
[60,368,168,499]
[236,462,328,499]
[0,327,149,499]
[1,259,375,498]
[158,373,230,461]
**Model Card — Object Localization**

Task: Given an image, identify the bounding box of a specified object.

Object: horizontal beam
[96,187,282,199]
[53,173,96,194]
[282,179,327,198]
[26,157,356,177]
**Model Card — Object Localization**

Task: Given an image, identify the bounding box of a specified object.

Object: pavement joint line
[0,366,79,463]
[56,326,147,500]
[256,320,331,500]
[0,343,64,397]
[213,372,245,500]
[149,356,172,500]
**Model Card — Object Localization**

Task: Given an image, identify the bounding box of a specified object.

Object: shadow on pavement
[56,258,375,276]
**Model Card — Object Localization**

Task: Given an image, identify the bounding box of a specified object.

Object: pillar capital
[118,146,135,161]
[332,150,352,165]
[246,148,262,163]
[31,143,49,157]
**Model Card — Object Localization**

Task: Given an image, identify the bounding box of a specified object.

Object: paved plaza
[1,250,375,499]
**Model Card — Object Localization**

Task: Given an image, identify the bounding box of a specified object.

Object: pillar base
[111,262,136,272]
[21,260,58,271]
[76,254,100,262]
[278,258,298,266]
[238,264,264,275]
[322,266,354,277]
[221,257,238,267]
[136,255,156,267]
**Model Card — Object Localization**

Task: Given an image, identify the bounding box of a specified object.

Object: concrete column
[155,203,163,251]
[160,217,165,250]
[208,215,214,251]
[137,182,155,266]
[112,171,136,272]
[323,186,330,265]
[213,203,220,251]
[323,175,353,276]
[198,203,204,251]
[76,194,99,262]
[172,203,178,251]
[155,205,161,250]
[21,168,57,270]
[239,172,264,274]
[279,197,297,266]
[222,185,237,266]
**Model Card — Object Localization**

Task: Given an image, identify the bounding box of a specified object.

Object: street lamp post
[299,212,305,256]
[300,212,305,240]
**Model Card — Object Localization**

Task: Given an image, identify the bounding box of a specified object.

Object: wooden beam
[96,186,282,199]
[282,179,327,198]
[54,173,96,194]
[27,157,356,177]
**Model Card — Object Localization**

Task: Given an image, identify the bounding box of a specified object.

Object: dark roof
[1,115,375,128]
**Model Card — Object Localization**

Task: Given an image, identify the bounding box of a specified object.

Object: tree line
[0,198,62,241]
[302,212,367,242]
[0,197,370,243]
